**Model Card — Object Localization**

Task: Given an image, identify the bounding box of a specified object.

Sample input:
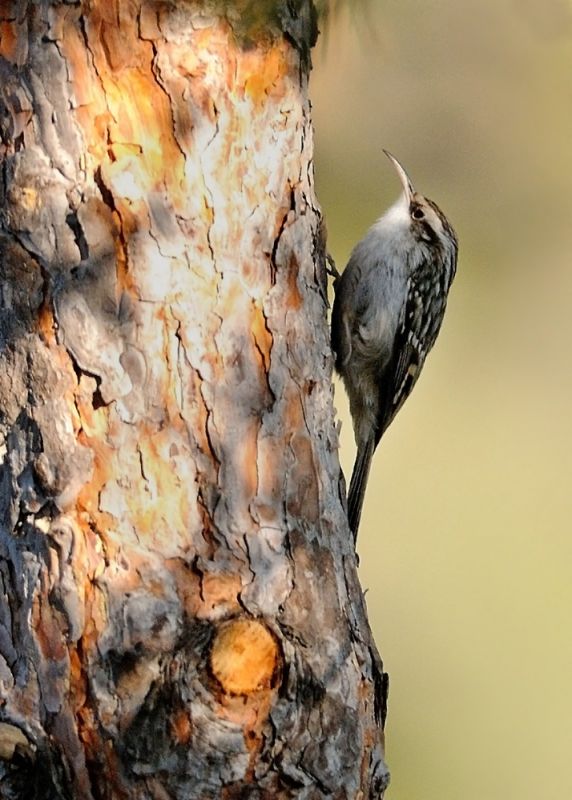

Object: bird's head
[383,149,455,248]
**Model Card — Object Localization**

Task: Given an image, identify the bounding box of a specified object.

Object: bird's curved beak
[383,150,415,202]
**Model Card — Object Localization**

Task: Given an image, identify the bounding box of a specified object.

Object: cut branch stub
[210,617,280,696]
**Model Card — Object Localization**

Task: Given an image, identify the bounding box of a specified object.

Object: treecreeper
[331,151,458,537]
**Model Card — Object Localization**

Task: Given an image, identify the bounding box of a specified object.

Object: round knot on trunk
[210,618,279,695]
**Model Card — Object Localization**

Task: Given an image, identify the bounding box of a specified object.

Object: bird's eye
[411,206,425,220]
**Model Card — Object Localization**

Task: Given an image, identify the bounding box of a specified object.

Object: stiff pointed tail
[347,437,376,540]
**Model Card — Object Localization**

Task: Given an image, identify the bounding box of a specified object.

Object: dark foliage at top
[210,0,364,68]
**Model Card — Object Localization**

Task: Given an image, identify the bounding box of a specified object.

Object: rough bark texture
[0,1,388,798]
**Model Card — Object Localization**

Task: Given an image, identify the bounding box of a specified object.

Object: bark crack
[148,40,187,162]
[93,165,115,212]
[66,210,89,262]
[200,103,220,283]
[270,184,296,286]
[172,316,188,417]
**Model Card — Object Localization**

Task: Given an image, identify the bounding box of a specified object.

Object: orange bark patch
[69,647,87,711]
[286,252,303,310]
[32,594,67,662]
[0,19,27,65]
[210,619,278,695]
[199,572,243,619]
[0,20,16,49]
[239,43,290,106]
[170,708,192,746]
[37,305,57,346]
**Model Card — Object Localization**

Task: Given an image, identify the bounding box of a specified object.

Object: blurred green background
[311,1,572,798]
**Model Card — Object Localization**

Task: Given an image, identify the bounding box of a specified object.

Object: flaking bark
[0,1,388,797]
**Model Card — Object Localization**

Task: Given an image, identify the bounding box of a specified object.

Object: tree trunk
[0,1,388,797]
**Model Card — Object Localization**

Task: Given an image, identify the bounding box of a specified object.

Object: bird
[331,150,458,539]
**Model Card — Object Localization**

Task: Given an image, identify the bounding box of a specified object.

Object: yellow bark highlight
[0,723,30,761]
[61,13,186,204]
[124,427,192,547]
